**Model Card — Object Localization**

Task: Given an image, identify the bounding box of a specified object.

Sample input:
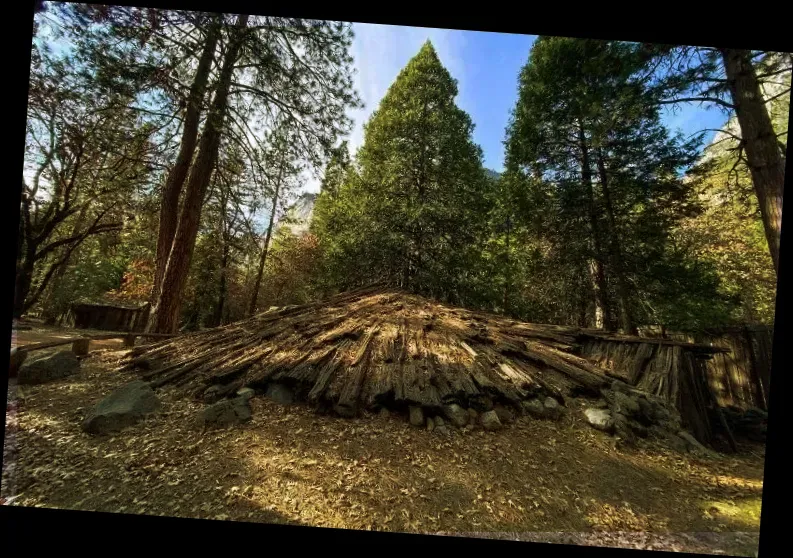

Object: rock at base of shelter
[409,405,424,427]
[494,404,516,424]
[543,397,563,420]
[480,410,502,431]
[201,396,252,428]
[237,387,255,401]
[265,383,294,405]
[443,403,469,427]
[584,408,615,432]
[426,416,435,432]
[522,398,546,419]
[18,350,80,385]
[82,380,161,435]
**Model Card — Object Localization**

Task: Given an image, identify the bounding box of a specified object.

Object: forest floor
[3,348,764,556]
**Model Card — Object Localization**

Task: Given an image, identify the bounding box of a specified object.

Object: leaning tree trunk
[248,154,286,317]
[596,150,636,335]
[578,121,612,330]
[150,20,221,315]
[721,48,785,275]
[149,15,249,334]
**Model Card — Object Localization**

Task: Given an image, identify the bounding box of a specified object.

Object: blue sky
[32,12,731,197]
[309,22,730,193]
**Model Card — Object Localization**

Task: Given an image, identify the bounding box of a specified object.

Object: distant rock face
[18,350,80,385]
[82,380,161,435]
[201,396,252,428]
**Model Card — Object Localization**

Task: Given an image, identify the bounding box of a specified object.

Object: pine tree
[505,37,727,331]
[314,41,489,300]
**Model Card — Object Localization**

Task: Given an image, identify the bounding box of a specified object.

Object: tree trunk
[149,15,249,334]
[151,20,221,311]
[14,250,35,320]
[248,152,286,316]
[578,121,611,330]
[721,48,784,275]
[213,241,229,326]
[596,149,636,335]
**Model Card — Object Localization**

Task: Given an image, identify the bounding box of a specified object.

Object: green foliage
[503,37,735,330]
[313,42,490,301]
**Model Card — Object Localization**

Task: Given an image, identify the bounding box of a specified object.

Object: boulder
[236,387,255,401]
[443,403,469,427]
[202,385,224,403]
[82,380,161,435]
[612,391,640,418]
[522,398,546,419]
[650,426,689,454]
[480,410,502,431]
[18,350,80,385]
[409,405,424,427]
[637,397,657,423]
[265,383,294,405]
[543,397,563,420]
[677,431,711,455]
[426,416,435,432]
[434,416,445,428]
[467,408,478,423]
[583,408,614,432]
[627,418,649,438]
[494,405,515,424]
[201,396,252,428]
[613,414,637,446]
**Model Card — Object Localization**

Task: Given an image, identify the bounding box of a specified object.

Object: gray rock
[543,397,563,420]
[650,426,689,453]
[379,407,391,419]
[614,414,637,446]
[202,385,224,403]
[522,398,546,418]
[612,391,640,418]
[583,408,614,432]
[637,397,657,422]
[592,399,609,410]
[494,405,515,424]
[480,410,502,431]
[82,380,161,435]
[677,431,710,455]
[627,419,649,438]
[426,416,435,432]
[201,396,252,427]
[265,383,294,405]
[467,408,478,423]
[443,403,469,427]
[434,416,445,428]
[409,405,424,427]
[237,387,255,401]
[18,350,80,385]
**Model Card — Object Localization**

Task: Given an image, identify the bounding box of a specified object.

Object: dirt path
[2,351,763,555]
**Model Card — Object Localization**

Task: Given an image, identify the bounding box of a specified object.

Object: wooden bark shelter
[121,285,728,444]
[65,301,150,332]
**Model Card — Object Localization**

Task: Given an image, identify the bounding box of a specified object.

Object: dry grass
[3,350,764,555]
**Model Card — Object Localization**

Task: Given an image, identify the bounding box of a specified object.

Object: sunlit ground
[3,350,764,555]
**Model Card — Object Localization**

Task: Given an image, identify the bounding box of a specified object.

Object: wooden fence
[637,325,773,412]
